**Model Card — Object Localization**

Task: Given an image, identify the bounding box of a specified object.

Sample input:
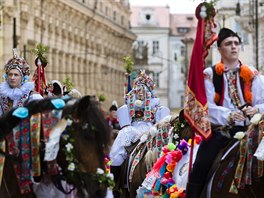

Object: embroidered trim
[215,62,254,105]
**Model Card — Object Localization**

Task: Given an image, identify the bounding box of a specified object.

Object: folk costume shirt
[204,63,264,126]
[110,97,170,166]
[0,81,43,116]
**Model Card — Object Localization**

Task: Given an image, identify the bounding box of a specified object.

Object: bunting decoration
[30,113,42,177]
[184,2,218,140]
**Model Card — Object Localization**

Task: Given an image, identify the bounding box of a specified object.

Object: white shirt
[204,66,264,126]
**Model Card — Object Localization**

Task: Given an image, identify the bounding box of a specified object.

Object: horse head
[0,96,113,198]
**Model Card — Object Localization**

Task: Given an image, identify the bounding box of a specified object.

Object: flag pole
[184,2,218,179]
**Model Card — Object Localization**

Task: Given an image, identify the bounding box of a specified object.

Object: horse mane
[0,97,69,139]
[73,95,111,154]
[0,96,111,153]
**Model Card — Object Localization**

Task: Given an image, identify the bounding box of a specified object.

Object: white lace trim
[0,81,34,101]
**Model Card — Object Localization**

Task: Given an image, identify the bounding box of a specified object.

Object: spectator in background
[106,104,120,130]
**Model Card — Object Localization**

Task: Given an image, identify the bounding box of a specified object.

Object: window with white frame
[152,41,159,55]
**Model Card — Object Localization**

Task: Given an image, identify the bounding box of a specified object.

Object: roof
[130,6,170,28]
[170,14,197,39]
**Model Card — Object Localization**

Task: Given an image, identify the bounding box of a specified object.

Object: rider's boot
[185,182,203,198]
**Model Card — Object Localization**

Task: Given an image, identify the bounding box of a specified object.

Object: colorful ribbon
[0,140,5,186]
[30,113,41,177]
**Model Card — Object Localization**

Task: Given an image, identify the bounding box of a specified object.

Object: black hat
[217,28,241,47]
[109,105,117,111]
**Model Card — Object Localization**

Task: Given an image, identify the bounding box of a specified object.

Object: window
[145,14,151,20]
[180,46,185,56]
[121,15,124,25]
[113,11,116,20]
[153,72,159,87]
[105,6,108,16]
[136,41,144,59]
[181,65,184,73]
[152,41,159,55]
[174,52,177,61]
[99,2,103,11]
[177,27,189,34]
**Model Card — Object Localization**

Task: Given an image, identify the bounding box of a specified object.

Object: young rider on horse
[186,28,264,198]
[0,49,42,116]
[110,71,170,195]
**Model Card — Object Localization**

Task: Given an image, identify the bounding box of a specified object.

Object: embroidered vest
[212,65,254,106]
[0,93,30,114]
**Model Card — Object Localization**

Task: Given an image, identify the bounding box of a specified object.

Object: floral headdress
[133,70,155,93]
[128,70,157,122]
[4,49,30,77]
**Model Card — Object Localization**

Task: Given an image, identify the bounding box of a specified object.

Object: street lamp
[255,0,259,70]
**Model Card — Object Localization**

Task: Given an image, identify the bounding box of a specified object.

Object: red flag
[184,3,218,140]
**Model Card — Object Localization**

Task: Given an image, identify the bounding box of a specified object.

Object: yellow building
[0,0,136,109]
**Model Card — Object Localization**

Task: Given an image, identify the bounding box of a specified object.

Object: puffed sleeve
[117,105,132,128]
[252,74,264,113]
[155,106,170,123]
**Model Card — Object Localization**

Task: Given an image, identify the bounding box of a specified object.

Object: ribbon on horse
[184,2,217,140]
[129,143,147,182]
[41,109,62,175]
[0,140,5,186]
[257,122,264,177]
[30,113,41,177]
[230,124,264,194]
[229,137,247,194]
[6,119,32,194]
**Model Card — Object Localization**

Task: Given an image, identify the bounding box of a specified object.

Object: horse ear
[179,109,185,122]
[77,95,91,116]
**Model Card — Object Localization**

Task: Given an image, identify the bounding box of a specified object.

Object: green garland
[60,117,115,189]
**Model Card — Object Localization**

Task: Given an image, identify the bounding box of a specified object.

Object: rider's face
[136,86,145,100]
[7,69,22,88]
[218,36,240,64]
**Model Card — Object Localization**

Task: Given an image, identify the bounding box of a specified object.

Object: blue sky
[129,0,205,14]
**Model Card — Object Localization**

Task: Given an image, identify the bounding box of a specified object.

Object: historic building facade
[213,0,256,70]
[130,6,197,109]
[0,0,136,109]
[130,6,171,107]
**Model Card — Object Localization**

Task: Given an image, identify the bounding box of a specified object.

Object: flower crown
[4,53,30,77]
[133,71,155,92]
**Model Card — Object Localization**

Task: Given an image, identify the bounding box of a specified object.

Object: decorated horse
[113,110,193,197]
[0,95,113,197]
[137,113,264,198]
[200,113,264,198]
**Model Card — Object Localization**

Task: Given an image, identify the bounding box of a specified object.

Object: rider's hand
[229,111,246,123]
[241,106,259,117]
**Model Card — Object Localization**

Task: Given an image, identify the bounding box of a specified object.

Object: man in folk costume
[186,27,264,197]
[110,71,170,193]
[0,49,42,116]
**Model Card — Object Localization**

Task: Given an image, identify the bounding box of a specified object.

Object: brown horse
[115,110,192,197]
[0,96,112,197]
[200,120,264,198]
